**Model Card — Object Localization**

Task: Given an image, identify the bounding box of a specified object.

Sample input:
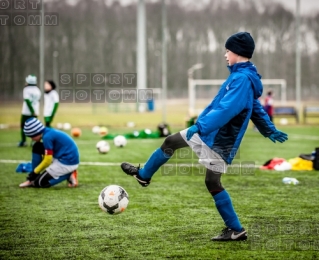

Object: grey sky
[115,0,319,15]
[274,0,319,15]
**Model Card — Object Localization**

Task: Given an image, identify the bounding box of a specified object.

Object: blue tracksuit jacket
[195,62,276,164]
[42,128,80,165]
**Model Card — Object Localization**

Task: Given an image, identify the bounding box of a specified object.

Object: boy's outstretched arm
[251,99,288,143]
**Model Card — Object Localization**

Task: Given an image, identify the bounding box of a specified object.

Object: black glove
[27,171,38,181]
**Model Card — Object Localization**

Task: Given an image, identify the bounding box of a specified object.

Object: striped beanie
[24,118,45,137]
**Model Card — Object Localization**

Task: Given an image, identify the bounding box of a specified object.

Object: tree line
[1,0,319,101]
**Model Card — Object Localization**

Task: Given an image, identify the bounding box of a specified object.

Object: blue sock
[213,190,242,232]
[139,148,171,179]
[32,153,42,171]
[49,173,72,186]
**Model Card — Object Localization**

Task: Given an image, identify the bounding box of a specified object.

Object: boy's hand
[27,171,38,181]
[186,125,199,141]
[268,130,288,143]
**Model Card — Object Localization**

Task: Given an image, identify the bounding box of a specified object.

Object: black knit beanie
[225,32,255,58]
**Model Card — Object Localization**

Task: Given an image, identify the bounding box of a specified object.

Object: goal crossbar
[188,78,287,113]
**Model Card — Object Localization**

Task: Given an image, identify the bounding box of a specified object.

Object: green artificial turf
[1,126,319,259]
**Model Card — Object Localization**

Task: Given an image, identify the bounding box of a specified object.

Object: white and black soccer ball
[98,185,129,215]
[113,135,127,147]
[92,126,100,134]
[96,140,110,154]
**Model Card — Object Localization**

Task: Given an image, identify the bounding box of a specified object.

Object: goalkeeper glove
[268,130,288,143]
[186,125,199,141]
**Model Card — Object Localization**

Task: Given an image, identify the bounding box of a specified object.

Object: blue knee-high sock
[32,153,42,171]
[139,148,171,179]
[49,173,72,186]
[213,190,242,232]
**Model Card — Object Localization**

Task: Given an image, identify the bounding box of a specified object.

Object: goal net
[188,78,287,115]
[107,88,162,113]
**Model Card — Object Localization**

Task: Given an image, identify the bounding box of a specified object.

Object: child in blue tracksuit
[19,118,80,188]
[121,32,288,241]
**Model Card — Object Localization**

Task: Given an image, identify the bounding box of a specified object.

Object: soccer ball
[96,140,110,154]
[56,122,63,129]
[92,126,100,134]
[144,128,152,135]
[98,185,129,215]
[279,118,288,125]
[99,126,108,136]
[127,121,135,128]
[114,135,127,147]
[63,122,71,130]
[71,128,81,137]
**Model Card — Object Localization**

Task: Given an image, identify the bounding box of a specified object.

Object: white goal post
[188,78,287,113]
[106,88,162,113]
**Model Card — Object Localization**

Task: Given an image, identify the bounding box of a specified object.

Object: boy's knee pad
[32,142,45,154]
[205,170,224,194]
[33,171,52,188]
[160,133,187,156]
[161,135,175,155]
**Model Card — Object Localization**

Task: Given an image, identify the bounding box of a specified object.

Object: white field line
[0,139,158,147]
[286,134,319,140]
[248,134,319,140]
[0,159,201,167]
[1,134,318,148]
[0,159,263,168]
[0,159,120,166]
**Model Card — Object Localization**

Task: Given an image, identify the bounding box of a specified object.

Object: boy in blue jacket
[19,118,79,188]
[121,32,288,241]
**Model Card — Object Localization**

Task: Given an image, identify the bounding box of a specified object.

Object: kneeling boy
[19,118,79,188]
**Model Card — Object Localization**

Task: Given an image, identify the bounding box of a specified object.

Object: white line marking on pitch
[0,159,264,168]
[0,139,160,147]
[0,159,121,166]
[0,133,318,148]
[0,159,185,167]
